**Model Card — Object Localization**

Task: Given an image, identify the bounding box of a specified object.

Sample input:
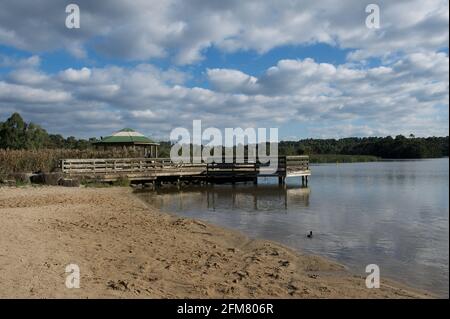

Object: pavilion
[93,128,159,158]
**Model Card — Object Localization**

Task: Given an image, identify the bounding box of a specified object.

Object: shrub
[112,176,131,187]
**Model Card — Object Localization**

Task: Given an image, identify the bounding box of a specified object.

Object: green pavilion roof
[95,128,159,145]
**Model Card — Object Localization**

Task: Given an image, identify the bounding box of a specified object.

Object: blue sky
[0,0,448,140]
[1,42,352,81]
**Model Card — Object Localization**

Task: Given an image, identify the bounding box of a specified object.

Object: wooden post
[232,163,235,184]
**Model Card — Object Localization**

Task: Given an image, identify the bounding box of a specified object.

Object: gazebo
[93,128,159,158]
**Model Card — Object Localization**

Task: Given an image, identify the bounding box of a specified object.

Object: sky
[0,0,448,141]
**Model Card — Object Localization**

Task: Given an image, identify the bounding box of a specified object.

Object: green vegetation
[0,112,448,173]
[112,176,131,187]
[0,112,97,150]
[82,181,112,188]
[278,136,448,159]
[309,154,379,163]
[15,179,29,187]
[81,177,130,188]
[156,137,449,162]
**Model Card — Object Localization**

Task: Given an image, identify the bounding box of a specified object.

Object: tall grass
[0,149,142,174]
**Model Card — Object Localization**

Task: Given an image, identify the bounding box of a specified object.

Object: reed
[0,149,142,174]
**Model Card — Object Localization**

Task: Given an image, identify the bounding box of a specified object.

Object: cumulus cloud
[207,69,258,93]
[59,67,92,83]
[0,52,448,139]
[0,1,447,138]
[0,81,70,104]
[0,0,448,64]
[7,69,50,86]
[0,55,40,69]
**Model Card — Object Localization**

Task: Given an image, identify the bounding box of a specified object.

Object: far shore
[0,185,433,298]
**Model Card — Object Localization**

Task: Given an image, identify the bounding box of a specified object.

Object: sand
[0,186,431,298]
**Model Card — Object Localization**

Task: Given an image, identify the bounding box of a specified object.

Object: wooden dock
[60,155,310,185]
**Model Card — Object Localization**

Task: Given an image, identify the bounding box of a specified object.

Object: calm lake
[136,158,449,297]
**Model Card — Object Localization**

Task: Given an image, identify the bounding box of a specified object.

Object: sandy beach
[0,186,431,298]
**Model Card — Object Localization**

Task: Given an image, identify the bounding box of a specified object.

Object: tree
[48,134,66,148]
[0,113,100,150]
[24,122,50,149]
[0,112,27,149]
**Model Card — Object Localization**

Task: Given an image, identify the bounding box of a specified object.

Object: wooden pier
[60,155,310,186]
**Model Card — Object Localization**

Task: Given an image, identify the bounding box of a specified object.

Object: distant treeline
[278,136,449,159]
[1,113,448,159]
[154,137,449,160]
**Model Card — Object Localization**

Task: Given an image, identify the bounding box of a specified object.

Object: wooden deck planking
[60,156,310,183]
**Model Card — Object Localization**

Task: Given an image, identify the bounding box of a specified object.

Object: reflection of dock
[137,185,310,211]
[60,156,311,186]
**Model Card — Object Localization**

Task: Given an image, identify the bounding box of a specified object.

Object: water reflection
[135,159,449,297]
[141,184,310,211]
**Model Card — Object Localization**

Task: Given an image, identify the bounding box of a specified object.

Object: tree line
[0,113,448,159]
[0,113,97,150]
[278,136,449,159]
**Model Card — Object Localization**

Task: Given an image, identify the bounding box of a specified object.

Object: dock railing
[60,155,310,177]
[60,158,205,174]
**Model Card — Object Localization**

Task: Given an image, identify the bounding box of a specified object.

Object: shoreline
[0,185,433,298]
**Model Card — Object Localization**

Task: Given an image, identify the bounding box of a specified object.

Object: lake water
[136,159,449,297]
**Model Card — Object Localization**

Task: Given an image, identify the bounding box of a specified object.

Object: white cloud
[0,81,70,104]
[59,67,92,83]
[7,69,50,86]
[207,69,258,93]
[0,55,40,69]
[0,0,447,64]
[0,52,448,139]
[0,1,447,138]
